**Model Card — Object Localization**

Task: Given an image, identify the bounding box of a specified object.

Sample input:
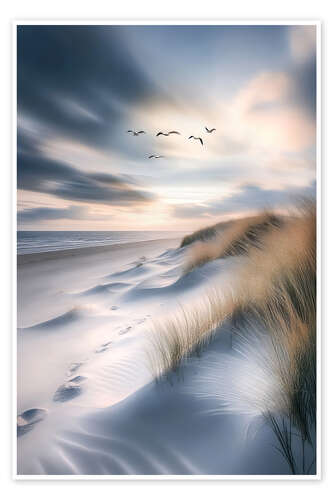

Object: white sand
[17,237,290,476]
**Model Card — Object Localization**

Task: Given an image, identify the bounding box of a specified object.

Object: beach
[17,233,298,476]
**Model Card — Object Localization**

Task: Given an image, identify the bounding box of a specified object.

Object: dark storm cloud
[18,152,155,205]
[17,129,40,155]
[291,55,316,116]
[285,26,316,117]
[17,26,157,152]
[17,205,88,223]
[216,183,316,214]
[173,182,316,219]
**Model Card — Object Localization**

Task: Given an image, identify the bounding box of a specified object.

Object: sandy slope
[17,237,289,475]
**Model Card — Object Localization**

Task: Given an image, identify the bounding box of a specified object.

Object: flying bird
[148,154,164,159]
[188,136,203,146]
[205,127,216,133]
[156,131,181,137]
[127,130,146,136]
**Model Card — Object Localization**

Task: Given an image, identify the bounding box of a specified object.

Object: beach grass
[183,212,282,273]
[180,221,227,248]
[147,200,316,473]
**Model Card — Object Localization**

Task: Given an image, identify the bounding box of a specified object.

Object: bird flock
[127,127,216,159]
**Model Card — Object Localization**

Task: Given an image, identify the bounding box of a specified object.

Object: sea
[17,231,185,255]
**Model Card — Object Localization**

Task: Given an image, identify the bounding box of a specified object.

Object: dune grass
[249,297,316,474]
[183,212,282,273]
[194,202,316,473]
[180,221,227,248]
[147,200,316,473]
[146,289,234,382]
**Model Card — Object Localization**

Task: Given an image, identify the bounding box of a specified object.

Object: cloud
[287,26,316,117]
[17,152,155,205]
[172,204,212,219]
[232,71,315,153]
[172,182,316,219]
[292,55,316,116]
[248,106,315,152]
[17,26,160,155]
[17,205,89,223]
[234,72,291,114]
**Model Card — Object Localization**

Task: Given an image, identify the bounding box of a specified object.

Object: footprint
[95,346,108,353]
[133,256,147,267]
[17,408,48,437]
[118,325,132,336]
[95,341,112,353]
[67,362,83,376]
[110,305,119,311]
[68,375,87,383]
[53,376,87,403]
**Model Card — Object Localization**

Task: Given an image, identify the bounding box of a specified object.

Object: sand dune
[17,224,315,476]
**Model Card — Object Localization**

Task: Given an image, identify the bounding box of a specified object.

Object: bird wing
[169,131,180,135]
[211,128,216,132]
[188,136,194,139]
[199,138,203,146]
[205,127,209,132]
[148,155,155,158]
[156,132,163,136]
[127,130,133,133]
[137,131,145,134]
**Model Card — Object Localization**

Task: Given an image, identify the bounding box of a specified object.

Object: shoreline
[17,237,182,266]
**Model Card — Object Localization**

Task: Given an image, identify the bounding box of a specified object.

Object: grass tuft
[146,289,234,382]
[183,212,282,273]
[180,221,227,248]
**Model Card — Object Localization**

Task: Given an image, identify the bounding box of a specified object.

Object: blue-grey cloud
[17,26,160,153]
[287,26,316,117]
[17,205,89,223]
[18,152,155,205]
[124,25,290,97]
[173,182,316,219]
[291,55,316,116]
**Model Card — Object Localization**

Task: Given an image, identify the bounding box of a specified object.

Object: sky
[17,24,317,231]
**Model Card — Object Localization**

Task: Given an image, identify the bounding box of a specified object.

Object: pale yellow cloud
[233,72,291,114]
[228,72,315,153]
[244,106,315,152]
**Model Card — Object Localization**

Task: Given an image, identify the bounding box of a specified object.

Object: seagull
[127,130,146,136]
[205,127,216,133]
[148,154,164,159]
[188,136,203,146]
[156,131,181,137]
